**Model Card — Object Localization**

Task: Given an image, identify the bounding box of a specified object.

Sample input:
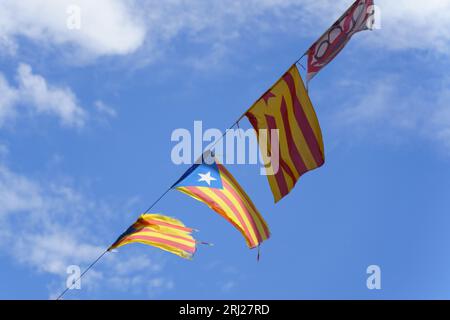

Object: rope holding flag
[56,250,109,300]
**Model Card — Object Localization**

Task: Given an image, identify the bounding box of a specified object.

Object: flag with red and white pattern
[306,0,375,82]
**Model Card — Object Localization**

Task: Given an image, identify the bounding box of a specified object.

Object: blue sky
[1,0,450,299]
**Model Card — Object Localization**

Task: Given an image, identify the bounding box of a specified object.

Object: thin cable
[57,250,108,300]
[142,187,172,214]
[294,52,307,66]
[55,51,310,299]
[55,119,241,300]
[207,121,240,153]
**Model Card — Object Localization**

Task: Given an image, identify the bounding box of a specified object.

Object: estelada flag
[109,214,197,259]
[173,159,270,249]
[306,0,375,82]
[246,65,325,203]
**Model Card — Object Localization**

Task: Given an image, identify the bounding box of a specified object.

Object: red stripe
[125,235,196,253]
[183,186,255,248]
[283,72,324,167]
[218,165,270,238]
[280,96,309,176]
[140,228,195,243]
[246,111,260,136]
[211,188,258,247]
[264,115,298,184]
[265,115,290,198]
[140,219,192,233]
[279,158,298,190]
[247,95,313,200]
[219,177,262,244]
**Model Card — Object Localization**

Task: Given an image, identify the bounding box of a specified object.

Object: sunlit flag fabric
[246,65,325,203]
[173,160,270,249]
[108,214,197,259]
[306,0,375,82]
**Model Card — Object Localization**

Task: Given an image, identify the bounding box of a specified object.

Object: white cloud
[1,1,449,62]
[0,63,86,128]
[0,34,18,56]
[113,255,162,275]
[0,165,44,217]
[14,232,103,275]
[373,0,450,54]
[0,164,102,275]
[0,0,146,58]
[17,64,86,127]
[149,277,174,290]
[332,75,450,153]
[117,0,450,59]
[0,159,172,298]
[293,0,450,55]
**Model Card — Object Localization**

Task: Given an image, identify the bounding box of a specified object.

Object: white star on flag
[198,171,217,186]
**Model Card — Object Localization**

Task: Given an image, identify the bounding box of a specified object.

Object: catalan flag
[246,65,325,203]
[108,214,197,259]
[173,159,270,249]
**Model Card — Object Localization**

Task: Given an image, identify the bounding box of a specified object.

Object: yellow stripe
[116,239,193,259]
[141,214,187,229]
[268,81,302,181]
[134,219,191,238]
[248,105,296,200]
[118,230,196,250]
[219,165,270,240]
[110,237,194,257]
[137,230,195,247]
[279,80,318,171]
[267,174,282,203]
[246,104,287,191]
[109,213,197,259]
[177,186,253,247]
[200,188,254,246]
[220,187,259,245]
[143,224,192,237]
[220,171,269,241]
[120,236,195,251]
[177,187,204,203]
[251,102,298,188]
[253,109,297,192]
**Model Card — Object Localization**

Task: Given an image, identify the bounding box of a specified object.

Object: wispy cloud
[0,0,146,59]
[373,0,450,55]
[0,159,171,299]
[16,64,86,127]
[220,280,237,292]
[0,163,103,275]
[94,100,117,119]
[332,75,450,154]
[3,1,449,64]
[0,63,86,128]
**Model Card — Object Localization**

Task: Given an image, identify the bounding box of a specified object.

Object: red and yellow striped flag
[246,65,325,203]
[173,160,270,249]
[108,214,197,259]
